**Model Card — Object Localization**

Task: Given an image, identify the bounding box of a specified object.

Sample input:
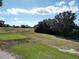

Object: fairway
[9,42,79,59]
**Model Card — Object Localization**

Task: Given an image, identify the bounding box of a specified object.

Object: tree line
[34,11,79,41]
[0,20,31,28]
[0,0,31,28]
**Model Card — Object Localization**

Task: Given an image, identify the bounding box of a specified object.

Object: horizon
[0,0,79,26]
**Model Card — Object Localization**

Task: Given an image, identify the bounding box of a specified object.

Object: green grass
[9,42,79,59]
[0,27,34,41]
[0,34,26,40]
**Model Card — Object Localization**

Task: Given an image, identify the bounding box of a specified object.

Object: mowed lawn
[9,42,79,59]
[0,34,26,41]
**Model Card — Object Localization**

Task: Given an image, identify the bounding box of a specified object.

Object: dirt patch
[0,38,33,50]
[0,49,21,59]
[0,38,34,59]
[54,46,79,55]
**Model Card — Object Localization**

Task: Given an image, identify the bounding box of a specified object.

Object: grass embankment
[9,42,79,59]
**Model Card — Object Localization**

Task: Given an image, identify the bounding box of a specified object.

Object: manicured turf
[0,34,26,40]
[9,42,79,59]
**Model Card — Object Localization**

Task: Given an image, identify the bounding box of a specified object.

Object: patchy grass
[0,27,79,59]
[9,42,79,59]
[0,27,7,33]
[33,33,79,51]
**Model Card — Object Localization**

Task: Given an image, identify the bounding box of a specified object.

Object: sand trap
[0,49,16,59]
[54,46,79,54]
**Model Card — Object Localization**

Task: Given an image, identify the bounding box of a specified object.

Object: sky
[0,0,79,26]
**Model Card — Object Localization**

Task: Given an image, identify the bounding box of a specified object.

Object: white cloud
[5,0,79,15]
[68,0,76,6]
[0,17,5,20]
[11,18,25,26]
[14,18,24,23]
[7,7,53,15]
[7,8,36,15]
[56,1,65,6]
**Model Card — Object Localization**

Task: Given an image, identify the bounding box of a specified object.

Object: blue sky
[0,0,79,26]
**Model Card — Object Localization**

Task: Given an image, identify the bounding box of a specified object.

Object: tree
[0,20,5,27]
[0,0,3,27]
[12,25,20,28]
[35,19,50,33]
[54,11,76,35]
[21,25,30,28]
[0,0,2,6]
[4,24,11,27]
[21,25,26,28]
[35,11,76,35]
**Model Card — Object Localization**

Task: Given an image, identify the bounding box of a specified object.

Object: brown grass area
[32,33,79,51]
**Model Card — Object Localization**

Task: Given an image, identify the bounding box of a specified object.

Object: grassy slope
[9,42,79,59]
[0,27,79,59]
